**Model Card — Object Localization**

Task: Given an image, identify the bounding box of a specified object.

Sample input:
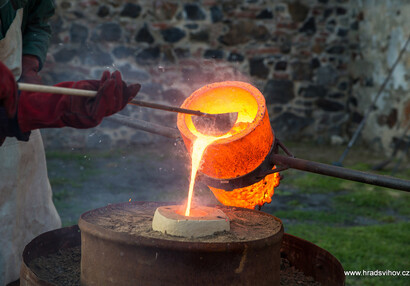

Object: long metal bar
[129,99,213,117]
[272,154,410,192]
[18,83,214,118]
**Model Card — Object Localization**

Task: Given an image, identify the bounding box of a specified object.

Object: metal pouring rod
[272,154,410,192]
[128,99,212,117]
[18,83,213,118]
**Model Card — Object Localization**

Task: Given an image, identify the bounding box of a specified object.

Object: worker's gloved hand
[0,61,18,117]
[18,71,140,132]
[20,55,42,84]
[0,61,30,145]
[0,107,30,146]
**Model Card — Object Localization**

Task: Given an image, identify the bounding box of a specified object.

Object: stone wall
[39,0,409,157]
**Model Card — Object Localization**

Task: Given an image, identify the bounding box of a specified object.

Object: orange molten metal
[177,81,280,209]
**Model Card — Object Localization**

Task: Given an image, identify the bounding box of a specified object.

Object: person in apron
[0,1,141,284]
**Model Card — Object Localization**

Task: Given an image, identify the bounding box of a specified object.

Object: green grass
[274,210,351,224]
[334,187,410,218]
[53,189,73,201]
[286,222,410,286]
[49,177,82,188]
[61,219,79,227]
[273,159,410,285]
[284,171,346,193]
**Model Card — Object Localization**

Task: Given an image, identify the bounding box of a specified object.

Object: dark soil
[29,246,320,286]
[280,258,321,286]
[82,202,282,242]
[29,246,81,286]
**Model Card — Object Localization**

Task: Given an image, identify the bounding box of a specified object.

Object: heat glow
[179,81,280,213]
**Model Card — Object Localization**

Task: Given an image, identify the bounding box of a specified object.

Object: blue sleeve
[21,0,55,70]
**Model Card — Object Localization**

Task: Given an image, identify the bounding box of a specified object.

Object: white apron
[0,8,61,285]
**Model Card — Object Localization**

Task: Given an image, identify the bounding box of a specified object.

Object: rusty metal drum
[78,202,283,286]
[20,202,345,286]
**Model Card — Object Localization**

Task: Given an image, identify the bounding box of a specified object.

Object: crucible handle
[272,154,410,192]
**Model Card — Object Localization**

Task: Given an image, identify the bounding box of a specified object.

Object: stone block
[329,92,346,99]
[97,5,109,18]
[190,30,210,42]
[219,21,259,46]
[120,3,142,18]
[136,25,155,44]
[299,85,327,98]
[112,46,135,59]
[161,27,186,43]
[291,62,312,81]
[264,79,294,104]
[271,111,313,137]
[315,98,345,112]
[316,66,337,85]
[97,23,122,42]
[311,58,321,69]
[184,3,206,20]
[249,58,269,79]
[204,49,224,59]
[256,9,273,19]
[327,45,345,54]
[70,23,88,43]
[227,52,244,62]
[288,1,309,22]
[299,17,317,35]
[275,61,287,71]
[210,5,223,22]
[324,8,333,18]
[185,23,199,29]
[336,7,347,15]
[135,46,161,64]
[337,28,348,37]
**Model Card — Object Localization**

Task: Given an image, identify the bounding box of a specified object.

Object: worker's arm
[21,0,55,83]
[0,62,141,145]
[18,71,141,132]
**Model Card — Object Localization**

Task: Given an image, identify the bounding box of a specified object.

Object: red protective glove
[0,62,29,145]
[18,71,140,132]
[20,55,42,84]
[0,61,18,117]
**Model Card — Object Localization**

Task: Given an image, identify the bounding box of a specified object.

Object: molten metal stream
[185,122,250,216]
[185,137,219,216]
